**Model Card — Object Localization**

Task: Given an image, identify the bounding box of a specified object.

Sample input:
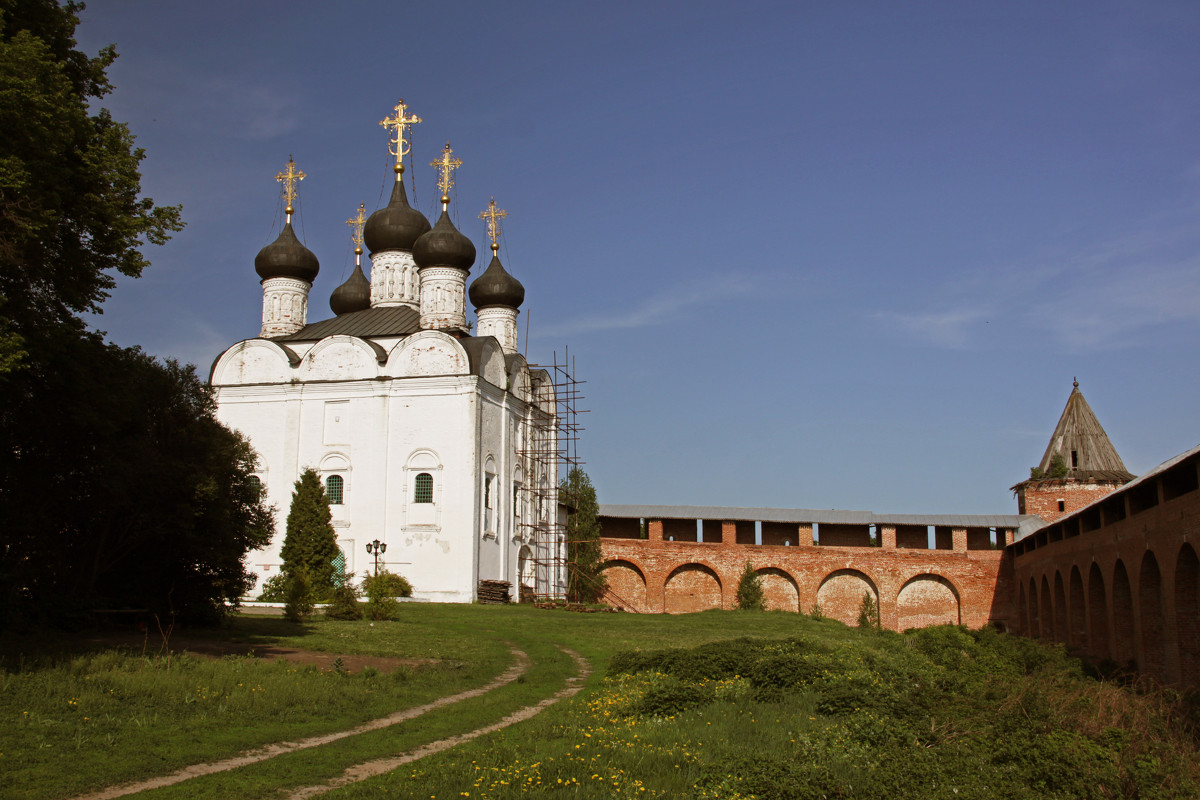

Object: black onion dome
[363,179,431,254]
[329,264,371,315]
[254,222,320,282]
[469,253,525,309]
[412,209,476,271]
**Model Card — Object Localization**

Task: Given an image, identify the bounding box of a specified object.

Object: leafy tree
[0,0,182,351]
[561,467,606,603]
[735,562,765,610]
[280,469,340,600]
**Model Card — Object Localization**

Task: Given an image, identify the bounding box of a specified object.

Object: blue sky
[74,1,1200,515]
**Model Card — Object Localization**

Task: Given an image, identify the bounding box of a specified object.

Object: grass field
[3,605,1198,799]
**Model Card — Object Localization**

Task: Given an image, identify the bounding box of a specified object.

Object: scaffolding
[516,348,585,602]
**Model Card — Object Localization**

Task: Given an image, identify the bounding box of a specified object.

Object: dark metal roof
[598,504,1032,529]
[273,305,420,341]
[255,221,319,282]
[469,253,525,309]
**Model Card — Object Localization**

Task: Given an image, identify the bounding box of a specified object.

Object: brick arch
[1176,544,1200,687]
[754,567,800,612]
[1087,561,1110,661]
[664,563,723,613]
[1018,582,1029,636]
[817,569,878,626]
[600,559,648,613]
[896,573,960,630]
[1139,551,1166,682]
[1053,571,1069,645]
[1112,559,1136,670]
[1028,577,1041,638]
[1040,574,1055,641]
[1068,565,1086,650]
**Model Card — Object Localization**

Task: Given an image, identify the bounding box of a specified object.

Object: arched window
[325,474,344,505]
[248,475,262,490]
[414,472,434,504]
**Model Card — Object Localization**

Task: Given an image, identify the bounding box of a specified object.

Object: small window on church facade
[248,475,262,490]
[1071,450,1079,468]
[1057,499,1066,512]
[326,475,344,505]
[414,473,434,503]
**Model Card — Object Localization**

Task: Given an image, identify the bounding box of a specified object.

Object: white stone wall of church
[216,376,490,602]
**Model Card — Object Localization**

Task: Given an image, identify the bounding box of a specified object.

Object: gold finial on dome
[346,203,367,259]
[275,155,305,221]
[479,197,507,253]
[431,142,462,209]
[380,99,421,178]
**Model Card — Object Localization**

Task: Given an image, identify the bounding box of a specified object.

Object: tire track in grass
[285,648,590,799]
[71,647,530,800]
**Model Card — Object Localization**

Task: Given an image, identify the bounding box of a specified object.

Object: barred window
[414,472,434,503]
[325,474,344,505]
[248,475,262,489]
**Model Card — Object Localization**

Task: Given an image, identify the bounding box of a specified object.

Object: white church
[210,103,564,603]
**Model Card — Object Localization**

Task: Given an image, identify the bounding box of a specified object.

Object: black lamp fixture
[366,539,387,575]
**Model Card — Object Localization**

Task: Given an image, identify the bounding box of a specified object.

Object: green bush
[324,576,363,621]
[736,562,765,611]
[257,573,288,602]
[361,570,412,598]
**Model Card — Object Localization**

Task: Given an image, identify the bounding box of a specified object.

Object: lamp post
[366,539,387,576]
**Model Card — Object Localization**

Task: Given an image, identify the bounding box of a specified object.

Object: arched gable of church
[210,339,299,385]
[385,330,470,377]
[299,336,384,382]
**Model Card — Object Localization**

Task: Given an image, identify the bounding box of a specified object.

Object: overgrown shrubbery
[606,625,1200,798]
[324,573,363,621]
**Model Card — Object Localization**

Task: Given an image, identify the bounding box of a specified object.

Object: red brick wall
[1019,480,1124,523]
[600,535,1010,630]
[1012,457,1200,686]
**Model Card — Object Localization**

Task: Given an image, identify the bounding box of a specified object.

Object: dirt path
[285,647,591,799]
[70,646,531,800]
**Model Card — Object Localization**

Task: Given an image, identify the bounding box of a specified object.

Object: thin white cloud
[874,308,989,349]
[539,274,756,337]
[879,206,1200,351]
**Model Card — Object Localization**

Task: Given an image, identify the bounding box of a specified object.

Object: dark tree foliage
[0,341,274,624]
[0,2,270,628]
[280,469,340,599]
[0,0,182,351]
[561,467,607,603]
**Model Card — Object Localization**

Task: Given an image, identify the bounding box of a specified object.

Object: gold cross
[346,203,367,254]
[275,155,305,217]
[479,197,507,252]
[430,142,462,206]
[379,99,421,173]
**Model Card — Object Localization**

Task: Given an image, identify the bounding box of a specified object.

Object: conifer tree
[561,467,606,603]
[280,469,340,600]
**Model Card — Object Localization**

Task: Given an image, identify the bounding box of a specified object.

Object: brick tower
[1012,380,1135,523]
